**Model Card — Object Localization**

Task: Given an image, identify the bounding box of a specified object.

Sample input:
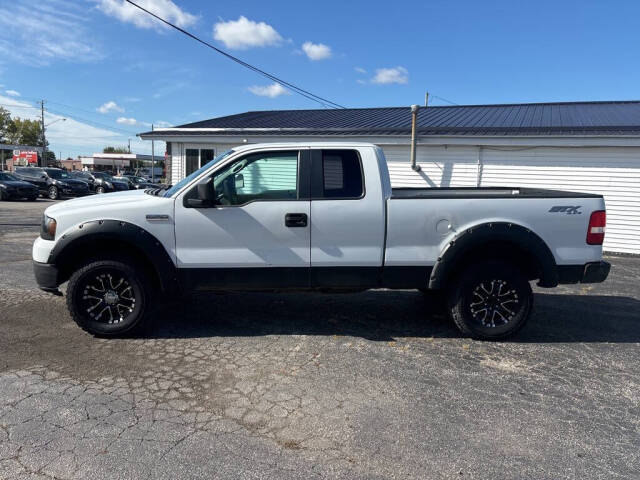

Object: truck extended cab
[32,143,610,339]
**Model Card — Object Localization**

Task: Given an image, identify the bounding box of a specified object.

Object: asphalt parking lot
[1,199,639,479]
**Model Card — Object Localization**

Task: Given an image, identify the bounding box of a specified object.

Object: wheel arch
[428,222,558,290]
[49,220,180,294]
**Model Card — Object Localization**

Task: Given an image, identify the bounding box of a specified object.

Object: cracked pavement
[1,200,639,479]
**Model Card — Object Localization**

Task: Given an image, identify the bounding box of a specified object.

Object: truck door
[174,148,311,289]
[310,148,386,287]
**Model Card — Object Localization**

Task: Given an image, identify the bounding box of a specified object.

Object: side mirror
[186,178,215,208]
[235,173,244,189]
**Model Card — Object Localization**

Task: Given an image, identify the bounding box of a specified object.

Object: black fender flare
[428,222,558,289]
[48,219,180,292]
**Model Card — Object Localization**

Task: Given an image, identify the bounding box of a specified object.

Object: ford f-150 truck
[32,143,610,339]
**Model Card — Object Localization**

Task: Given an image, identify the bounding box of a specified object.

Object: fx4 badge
[549,206,582,215]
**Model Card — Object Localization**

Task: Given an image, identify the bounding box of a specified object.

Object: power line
[430,94,458,106]
[45,107,139,135]
[123,0,346,109]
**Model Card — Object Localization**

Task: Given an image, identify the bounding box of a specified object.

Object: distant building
[140,100,640,255]
[77,153,159,173]
[0,144,43,171]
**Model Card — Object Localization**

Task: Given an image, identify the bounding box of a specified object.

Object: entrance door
[175,148,311,290]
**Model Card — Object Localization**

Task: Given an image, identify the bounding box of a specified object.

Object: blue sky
[0,0,638,157]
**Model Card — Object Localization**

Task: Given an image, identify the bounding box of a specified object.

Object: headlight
[0,184,6,189]
[57,181,69,187]
[41,214,57,240]
[106,182,113,188]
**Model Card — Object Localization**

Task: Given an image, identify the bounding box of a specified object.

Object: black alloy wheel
[446,260,533,340]
[67,259,151,335]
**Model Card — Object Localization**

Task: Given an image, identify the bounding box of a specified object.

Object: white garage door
[383,144,640,255]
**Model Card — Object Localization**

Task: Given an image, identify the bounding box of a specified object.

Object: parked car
[32,142,610,339]
[117,175,157,190]
[14,167,89,200]
[69,171,123,194]
[0,171,39,200]
[91,172,129,193]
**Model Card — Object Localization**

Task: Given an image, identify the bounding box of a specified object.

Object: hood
[56,178,87,186]
[45,189,149,216]
[1,180,37,188]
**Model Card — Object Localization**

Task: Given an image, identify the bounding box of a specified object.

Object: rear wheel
[48,185,59,200]
[446,260,533,340]
[66,258,153,336]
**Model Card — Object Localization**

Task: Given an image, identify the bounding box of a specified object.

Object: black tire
[48,185,59,200]
[66,258,153,336]
[96,186,105,194]
[446,260,533,340]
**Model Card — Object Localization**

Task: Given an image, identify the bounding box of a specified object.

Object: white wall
[384,144,640,255]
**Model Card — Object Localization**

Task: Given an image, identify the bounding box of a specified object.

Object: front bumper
[557,261,611,284]
[33,261,62,294]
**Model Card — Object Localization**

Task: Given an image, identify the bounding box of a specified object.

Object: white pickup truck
[33,142,610,339]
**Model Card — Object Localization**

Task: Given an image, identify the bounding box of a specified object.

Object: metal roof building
[141,101,640,254]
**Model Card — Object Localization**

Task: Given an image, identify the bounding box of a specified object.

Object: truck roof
[228,141,378,154]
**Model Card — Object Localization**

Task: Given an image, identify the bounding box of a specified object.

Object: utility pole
[151,124,155,183]
[128,138,131,153]
[425,92,429,107]
[40,100,46,167]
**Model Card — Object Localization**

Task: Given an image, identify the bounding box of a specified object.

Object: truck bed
[391,186,603,199]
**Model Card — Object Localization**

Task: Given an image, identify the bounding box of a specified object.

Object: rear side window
[319,150,363,199]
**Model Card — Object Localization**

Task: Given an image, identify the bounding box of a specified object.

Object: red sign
[12,150,38,165]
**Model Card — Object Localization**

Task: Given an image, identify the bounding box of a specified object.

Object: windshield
[162,150,234,197]
[93,172,114,181]
[47,170,70,179]
[0,172,18,181]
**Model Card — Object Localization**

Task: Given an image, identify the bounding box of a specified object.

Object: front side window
[211,151,299,206]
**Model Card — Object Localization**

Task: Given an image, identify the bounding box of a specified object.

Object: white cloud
[301,41,331,60]
[116,116,150,127]
[116,117,138,125]
[213,16,282,50]
[5,89,20,97]
[97,101,124,114]
[371,66,409,85]
[0,0,100,65]
[354,67,367,74]
[155,121,172,128]
[97,0,197,30]
[248,83,290,98]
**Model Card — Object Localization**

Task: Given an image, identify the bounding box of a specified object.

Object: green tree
[5,117,46,147]
[0,107,11,143]
[103,146,129,153]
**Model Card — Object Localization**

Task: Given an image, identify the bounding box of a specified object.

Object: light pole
[42,117,66,166]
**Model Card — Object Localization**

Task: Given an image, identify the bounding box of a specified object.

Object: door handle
[285,213,308,227]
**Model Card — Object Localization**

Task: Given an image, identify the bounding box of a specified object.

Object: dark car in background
[0,172,39,201]
[91,171,129,193]
[69,171,129,193]
[116,174,157,190]
[14,167,89,200]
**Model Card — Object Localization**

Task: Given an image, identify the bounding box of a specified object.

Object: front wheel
[66,259,152,336]
[96,186,105,194]
[446,260,533,340]
[48,186,59,200]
